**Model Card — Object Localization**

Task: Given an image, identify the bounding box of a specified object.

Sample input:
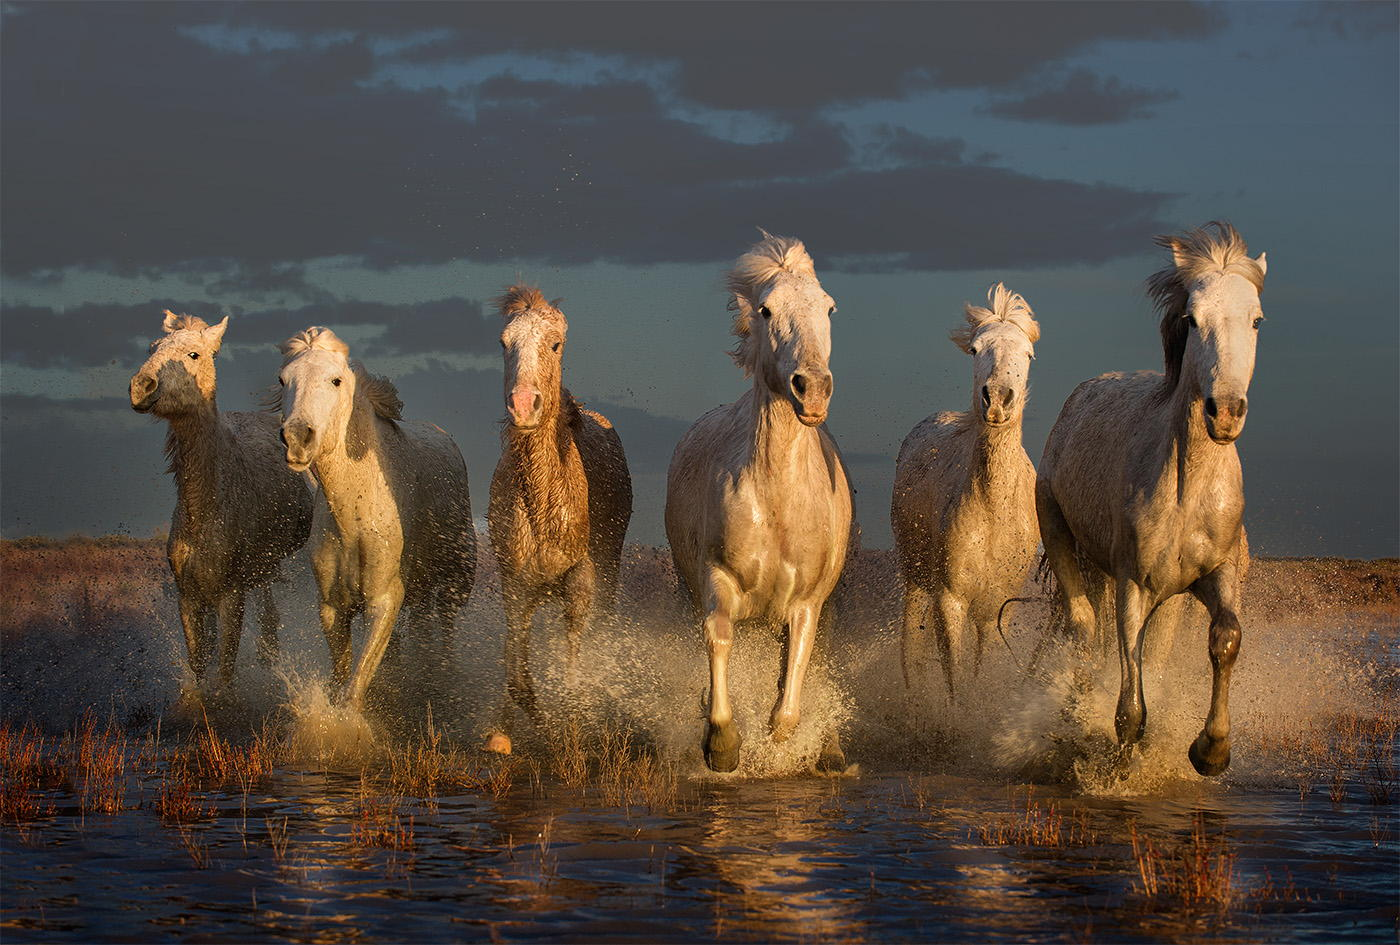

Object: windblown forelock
[1146,221,1264,391]
[279,326,349,363]
[727,231,819,372]
[495,284,566,327]
[950,282,1040,353]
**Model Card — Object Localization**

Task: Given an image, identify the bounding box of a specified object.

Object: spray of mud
[1,541,1393,791]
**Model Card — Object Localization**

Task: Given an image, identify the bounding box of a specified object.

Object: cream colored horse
[665,233,852,772]
[130,311,312,693]
[277,327,475,708]
[892,284,1041,701]
[1037,222,1265,776]
[487,285,632,752]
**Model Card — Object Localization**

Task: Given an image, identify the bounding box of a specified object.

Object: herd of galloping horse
[127,221,1266,777]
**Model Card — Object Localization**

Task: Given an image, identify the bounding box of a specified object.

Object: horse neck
[503,388,579,527]
[164,396,224,530]
[748,379,817,474]
[1161,370,1238,495]
[310,392,386,519]
[967,410,1025,493]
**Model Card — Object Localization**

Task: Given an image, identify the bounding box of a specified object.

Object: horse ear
[1255,252,1267,277]
[1167,239,1192,270]
[204,316,229,350]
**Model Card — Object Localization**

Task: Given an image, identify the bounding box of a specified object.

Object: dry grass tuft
[1130,815,1238,910]
[351,776,415,852]
[976,788,1096,848]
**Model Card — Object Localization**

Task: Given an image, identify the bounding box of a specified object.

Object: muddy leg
[319,600,353,693]
[900,581,934,691]
[216,591,246,688]
[255,585,280,666]
[1036,482,1096,646]
[771,602,818,743]
[931,589,966,704]
[347,578,406,708]
[501,581,545,726]
[703,569,742,772]
[812,599,848,773]
[179,594,213,681]
[1113,579,1151,748]
[562,560,596,690]
[1187,560,1242,776]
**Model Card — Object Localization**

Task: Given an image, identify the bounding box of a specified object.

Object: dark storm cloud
[1,2,1180,279]
[0,298,495,368]
[983,70,1179,125]
[218,1,1222,109]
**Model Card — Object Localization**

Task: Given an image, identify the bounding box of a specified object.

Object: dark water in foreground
[3,755,1397,943]
[2,550,1397,942]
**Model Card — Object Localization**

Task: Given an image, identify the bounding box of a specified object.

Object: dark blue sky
[2,2,1396,555]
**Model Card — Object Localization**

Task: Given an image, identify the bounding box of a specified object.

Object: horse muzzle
[1204,395,1248,444]
[129,374,159,413]
[281,420,318,471]
[789,367,832,427]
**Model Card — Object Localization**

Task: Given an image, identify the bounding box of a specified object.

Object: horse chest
[719,458,850,613]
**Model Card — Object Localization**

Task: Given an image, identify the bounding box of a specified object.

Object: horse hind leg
[1187,562,1243,777]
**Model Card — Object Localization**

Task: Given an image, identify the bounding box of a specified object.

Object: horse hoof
[1189,734,1230,777]
[816,747,847,774]
[484,732,513,755]
[705,725,742,773]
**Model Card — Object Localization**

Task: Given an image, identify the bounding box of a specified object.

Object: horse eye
[759,306,772,320]
[1252,316,1264,330]
[1184,315,1197,328]
[188,351,199,360]
[279,378,286,387]
[332,378,342,387]
[552,342,561,352]
[828,306,836,317]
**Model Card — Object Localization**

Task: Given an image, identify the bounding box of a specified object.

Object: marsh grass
[350,776,415,852]
[975,787,1096,848]
[1130,815,1238,910]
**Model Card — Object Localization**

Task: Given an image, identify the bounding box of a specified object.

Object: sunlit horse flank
[892,283,1041,702]
[276,327,475,709]
[129,310,312,696]
[665,232,853,773]
[486,286,633,754]
[1037,222,1266,776]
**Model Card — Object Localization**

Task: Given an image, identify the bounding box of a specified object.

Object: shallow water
[2,550,1397,942]
[3,759,1397,943]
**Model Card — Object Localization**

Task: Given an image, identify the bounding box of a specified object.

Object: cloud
[3,4,1175,278]
[0,298,495,369]
[984,69,1178,125]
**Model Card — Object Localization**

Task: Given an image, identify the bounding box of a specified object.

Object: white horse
[891,284,1041,701]
[665,232,852,773]
[130,311,312,693]
[1037,222,1266,776]
[276,327,475,708]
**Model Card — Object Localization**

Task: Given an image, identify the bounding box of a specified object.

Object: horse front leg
[1187,560,1242,776]
[1037,482,1097,646]
[703,569,743,772]
[319,599,353,693]
[931,589,967,704]
[346,577,406,709]
[1113,579,1151,749]
[215,590,246,689]
[771,602,819,743]
[562,559,596,690]
[483,582,544,756]
[254,585,280,666]
[899,581,934,691]
[178,593,213,682]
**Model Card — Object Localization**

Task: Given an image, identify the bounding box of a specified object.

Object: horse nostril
[1204,398,1218,418]
[279,428,291,449]
[792,374,807,397]
[981,385,991,407]
[1000,388,1015,408]
[1235,397,1248,416]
